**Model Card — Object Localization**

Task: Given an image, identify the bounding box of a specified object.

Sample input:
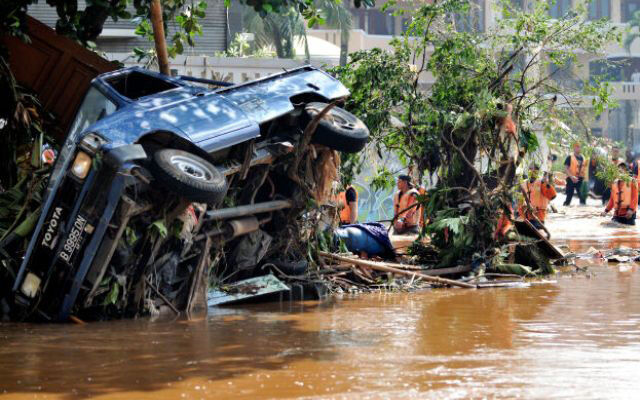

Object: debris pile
[575,246,640,263]
[0,41,568,323]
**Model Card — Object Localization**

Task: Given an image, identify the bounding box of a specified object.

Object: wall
[106,54,339,84]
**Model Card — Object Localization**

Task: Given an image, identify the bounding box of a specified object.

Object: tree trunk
[150,0,170,76]
[340,29,348,66]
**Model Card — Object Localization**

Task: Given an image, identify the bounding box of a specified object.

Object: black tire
[305,102,369,153]
[149,149,227,204]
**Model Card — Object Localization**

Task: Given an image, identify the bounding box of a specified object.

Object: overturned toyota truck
[12,66,369,322]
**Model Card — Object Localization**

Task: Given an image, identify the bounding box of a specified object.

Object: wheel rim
[331,113,355,130]
[170,155,213,182]
[310,108,355,131]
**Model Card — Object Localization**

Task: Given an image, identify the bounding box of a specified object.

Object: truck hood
[219,67,349,123]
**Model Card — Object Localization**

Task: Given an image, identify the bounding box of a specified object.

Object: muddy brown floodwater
[2,200,640,399]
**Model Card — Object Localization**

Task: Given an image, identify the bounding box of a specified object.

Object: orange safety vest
[568,154,586,178]
[338,186,358,224]
[394,188,420,226]
[608,179,638,217]
[520,180,556,222]
[495,207,514,240]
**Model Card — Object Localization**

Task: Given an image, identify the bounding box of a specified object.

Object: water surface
[1,201,639,399]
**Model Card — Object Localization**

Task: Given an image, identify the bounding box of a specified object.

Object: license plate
[58,214,90,265]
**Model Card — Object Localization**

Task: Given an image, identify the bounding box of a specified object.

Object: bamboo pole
[150,0,170,76]
[317,251,476,289]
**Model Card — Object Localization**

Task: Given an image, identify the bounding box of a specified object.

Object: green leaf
[103,282,120,306]
[149,220,168,238]
[125,227,138,246]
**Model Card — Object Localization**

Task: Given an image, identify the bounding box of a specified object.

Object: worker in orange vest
[601,162,638,225]
[563,142,587,206]
[393,175,420,234]
[495,206,514,240]
[519,164,557,229]
[337,184,358,225]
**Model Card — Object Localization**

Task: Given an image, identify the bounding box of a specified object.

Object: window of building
[549,0,571,19]
[589,0,610,20]
[454,0,485,32]
[589,59,623,83]
[623,0,640,22]
[368,9,395,35]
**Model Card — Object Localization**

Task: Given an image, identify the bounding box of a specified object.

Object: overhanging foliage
[331,0,621,267]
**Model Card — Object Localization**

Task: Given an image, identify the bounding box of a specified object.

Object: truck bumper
[13,144,146,321]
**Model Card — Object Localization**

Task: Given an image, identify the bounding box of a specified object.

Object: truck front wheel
[149,149,227,204]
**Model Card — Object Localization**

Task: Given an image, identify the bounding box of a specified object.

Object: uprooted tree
[331,0,620,272]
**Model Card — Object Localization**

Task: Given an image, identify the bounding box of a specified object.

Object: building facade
[308,0,640,148]
[27,0,228,56]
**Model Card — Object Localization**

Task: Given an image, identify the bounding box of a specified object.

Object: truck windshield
[45,87,116,203]
[68,87,117,138]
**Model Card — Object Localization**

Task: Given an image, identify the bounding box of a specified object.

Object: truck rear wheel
[305,102,369,153]
[150,149,227,204]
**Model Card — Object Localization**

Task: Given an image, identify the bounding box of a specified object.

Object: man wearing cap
[393,175,420,234]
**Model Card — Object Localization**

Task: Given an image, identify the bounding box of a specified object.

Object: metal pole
[205,200,293,221]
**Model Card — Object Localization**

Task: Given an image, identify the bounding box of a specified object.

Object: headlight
[21,273,41,298]
[71,151,92,179]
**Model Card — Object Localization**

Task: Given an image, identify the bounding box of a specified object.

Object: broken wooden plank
[514,220,565,260]
[317,251,476,289]
[186,237,212,315]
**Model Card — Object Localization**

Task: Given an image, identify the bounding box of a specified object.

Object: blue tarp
[335,222,396,259]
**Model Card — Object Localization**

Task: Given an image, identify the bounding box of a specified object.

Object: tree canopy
[331,0,620,267]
